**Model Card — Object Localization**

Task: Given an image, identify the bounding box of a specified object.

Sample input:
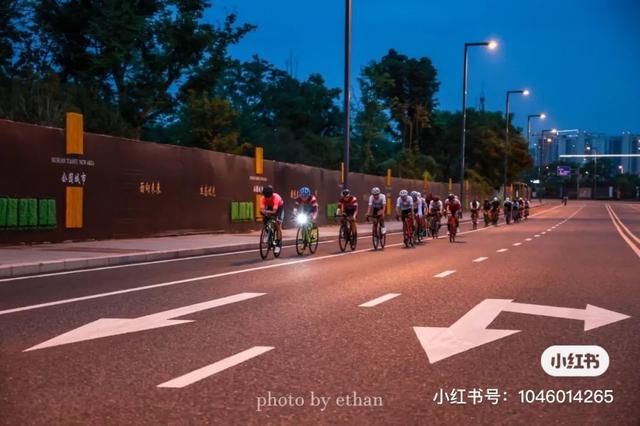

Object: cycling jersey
[260,193,284,211]
[339,195,358,217]
[295,195,319,215]
[411,197,424,216]
[445,199,462,214]
[429,200,443,212]
[396,196,413,212]
[470,201,480,210]
[503,201,513,211]
[368,194,386,209]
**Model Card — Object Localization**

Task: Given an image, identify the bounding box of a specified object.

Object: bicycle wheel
[338,223,348,252]
[259,226,271,259]
[349,229,357,251]
[448,222,455,242]
[308,225,319,254]
[372,222,379,250]
[295,226,306,256]
[380,223,386,249]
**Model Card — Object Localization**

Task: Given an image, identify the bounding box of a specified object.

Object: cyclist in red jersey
[293,186,319,223]
[444,193,462,229]
[259,185,284,244]
[338,188,358,238]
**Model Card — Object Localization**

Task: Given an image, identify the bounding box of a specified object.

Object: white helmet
[399,189,409,197]
[371,187,381,195]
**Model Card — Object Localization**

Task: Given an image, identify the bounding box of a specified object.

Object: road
[1,201,638,425]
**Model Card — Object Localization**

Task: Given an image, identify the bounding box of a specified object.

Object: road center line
[513,242,522,246]
[525,238,532,241]
[157,346,274,389]
[434,270,456,278]
[472,257,488,263]
[359,293,401,308]
[605,204,640,258]
[496,248,508,253]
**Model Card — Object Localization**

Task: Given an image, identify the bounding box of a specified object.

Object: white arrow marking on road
[414,299,630,364]
[157,346,274,388]
[24,292,266,351]
[359,293,401,307]
[434,270,456,278]
[472,257,488,263]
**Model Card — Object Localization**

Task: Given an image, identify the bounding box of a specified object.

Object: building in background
[535,130,639,175]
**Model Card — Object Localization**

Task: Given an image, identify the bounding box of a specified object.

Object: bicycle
[337,214,357,252]
[401,214,415,248]
[483,210,490,227]
[413,215,424,244]
[490,208,500,225]
[367,215,386,250]
[259,215,282,260]
[294,213,319,256]
[504,209,512,225]
[447,213,459,243]
[470,210,479,230]
[428,212,440,239]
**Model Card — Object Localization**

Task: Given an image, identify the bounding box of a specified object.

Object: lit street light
[527,113,546,159]
[459,40,497,209]
[503,89,529,198]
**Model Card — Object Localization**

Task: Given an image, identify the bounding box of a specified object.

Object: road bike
[401,214,415,248]
[294,213,319,255]
[337,214,357,252]
[471,210,479,230]
[504,209,512,225]
[490,208,500,225]
[447,213,459,242]
[524,206,530,220]
[259,215,282,260]
[367,214,386,250]
[428,212,440,239]
[483,210,490,227]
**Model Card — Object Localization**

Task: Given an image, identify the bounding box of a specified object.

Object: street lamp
[342,0,352,189]
[503,89,530,198]
[527,113,546,160]
[459,40,498,209]
[538,128,557,177]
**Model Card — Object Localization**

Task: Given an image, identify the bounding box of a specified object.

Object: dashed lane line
[359,293,401,308]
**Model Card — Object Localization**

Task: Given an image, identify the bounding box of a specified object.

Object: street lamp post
[459,40,497,209]
[503,89,529,198]
[527,113,546,165]
[587,146,597,198]
[538,128,557,178]
[342,0,351,190]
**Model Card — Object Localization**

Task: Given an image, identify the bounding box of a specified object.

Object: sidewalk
[0,221,405,278]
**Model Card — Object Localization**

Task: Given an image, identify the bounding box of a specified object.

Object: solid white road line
[157,346,274,389]
[496,248,508,253]
[472,257,488,263]
[359,293,401,308]
[434,270,456,278]
[513,242,522,246]
[606,204,640,258]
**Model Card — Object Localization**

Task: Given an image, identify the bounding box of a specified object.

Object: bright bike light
[296,214,308,226]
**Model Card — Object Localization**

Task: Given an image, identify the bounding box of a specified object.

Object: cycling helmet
[448,193,455,200]
[262,185,274,197]
[341,188,350,197]
[399,189,409,197]
[505,197,511,202]
[410,191,418,198]
[371,187,381,195]
[299,186,311,198]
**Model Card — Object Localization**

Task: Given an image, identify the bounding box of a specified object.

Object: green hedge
[326,203,338,218]
[230,201,254,222]
[0,197,56,229]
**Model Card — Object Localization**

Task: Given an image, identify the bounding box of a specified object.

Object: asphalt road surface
[1,200,638,425]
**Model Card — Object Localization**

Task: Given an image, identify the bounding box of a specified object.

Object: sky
[205,0,640,136]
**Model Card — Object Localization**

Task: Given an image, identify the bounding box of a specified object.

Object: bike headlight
[296,214,308,225]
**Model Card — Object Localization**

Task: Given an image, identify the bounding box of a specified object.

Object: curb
[0,203,547,279]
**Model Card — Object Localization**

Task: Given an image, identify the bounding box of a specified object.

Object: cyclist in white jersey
[396,189,414,221]
[366,187,387,234]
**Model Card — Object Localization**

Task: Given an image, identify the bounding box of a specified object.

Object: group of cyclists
[258,184,532,253]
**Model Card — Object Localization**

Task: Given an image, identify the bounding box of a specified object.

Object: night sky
[206,0,640,135]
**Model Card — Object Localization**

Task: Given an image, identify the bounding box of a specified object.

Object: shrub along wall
[0,119,484,243]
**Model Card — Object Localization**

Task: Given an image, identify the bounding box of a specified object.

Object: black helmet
[262,185,274,197]
[341,188,350,197]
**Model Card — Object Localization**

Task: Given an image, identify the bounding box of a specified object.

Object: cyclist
[337,188,358,239]
[503,197,513,223]
[396,189,414,223]
[482,199,491,225]
[469,199,481,227]
[366,187,387,235]
[293,186,319,224]
[428,195,443,229]
[444,193,462,230]
[490,197,501,224]
[523,198,531,219]
[411,191,426,237]
[260,185,284,246]
[513,198,520,222]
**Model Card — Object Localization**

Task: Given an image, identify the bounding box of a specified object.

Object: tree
[362,49,439,151]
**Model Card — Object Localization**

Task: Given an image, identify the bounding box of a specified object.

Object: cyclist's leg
[275,205,284,241]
